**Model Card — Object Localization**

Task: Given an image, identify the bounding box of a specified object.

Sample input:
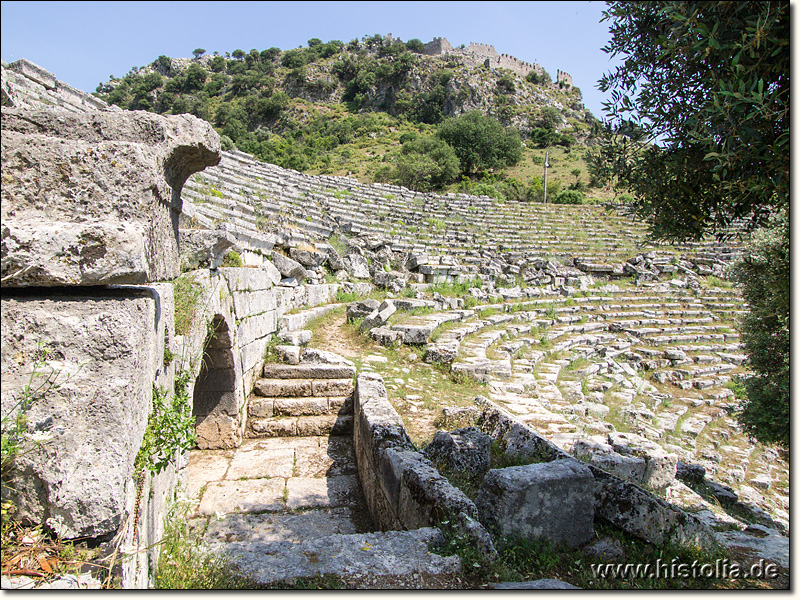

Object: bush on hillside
[552,189,585,204]
[380,136,460,191]
[436,111,522,175]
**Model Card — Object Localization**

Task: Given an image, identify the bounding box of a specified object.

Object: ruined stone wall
[557,69,574,88]
[1,58,109,112]
[422,37,546,80]
[1,60,222,588]
[422,36,454,55]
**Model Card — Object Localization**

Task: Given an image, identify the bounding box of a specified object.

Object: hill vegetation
[95,34,605,203]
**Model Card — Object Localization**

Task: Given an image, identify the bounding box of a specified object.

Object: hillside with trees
[95,34,599,203]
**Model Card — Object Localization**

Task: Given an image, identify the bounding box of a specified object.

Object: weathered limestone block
[475,459,596,548]
[373,269,409,293]
[179,228,236,271]
[1,108,221,286]
[424,342,459,365]
[346,298,380,323]
[425,427,493,477]
[388,449,478,529]
[475,397,571,463]
[343,254,370,279]
[289,246,327,268]
[359,299,397,331]
[0,287,169,539]
[589,466,715,547]
[370,326,404,347]
[573,438,647,484]
[609,432,677,489]
[269,251,307,281]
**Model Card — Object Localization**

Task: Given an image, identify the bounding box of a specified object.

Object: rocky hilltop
[93,35,592,186]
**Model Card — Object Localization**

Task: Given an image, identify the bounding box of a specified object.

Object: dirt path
[311,311,362,359]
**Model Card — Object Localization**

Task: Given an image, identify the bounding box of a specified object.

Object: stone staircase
[185,353,463,586]
[246,362,356,439]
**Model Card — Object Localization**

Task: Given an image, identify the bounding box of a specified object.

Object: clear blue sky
[1,1,620,119]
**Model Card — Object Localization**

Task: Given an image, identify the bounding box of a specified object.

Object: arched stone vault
[193,313,245,449]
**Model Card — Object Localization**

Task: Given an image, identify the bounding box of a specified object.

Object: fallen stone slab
[270,251,308,280]
[347,298,381,322]
[589,466,715,548]
[214,528,461,586]
[360,299,397,331]
[715,528,790,571]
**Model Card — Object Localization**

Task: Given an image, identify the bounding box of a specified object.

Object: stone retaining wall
[475,397,715,548]
[353,372,494,553]
[0,284,182,588]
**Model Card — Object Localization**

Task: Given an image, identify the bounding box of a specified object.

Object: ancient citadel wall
[422,37,558,82]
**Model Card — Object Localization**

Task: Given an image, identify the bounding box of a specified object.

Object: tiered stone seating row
[355,280,785,533]
[182,150,747,269]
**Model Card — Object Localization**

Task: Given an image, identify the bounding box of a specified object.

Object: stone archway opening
[193,314,243,449]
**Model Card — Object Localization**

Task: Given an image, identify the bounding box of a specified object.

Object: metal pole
[543,150,549,203]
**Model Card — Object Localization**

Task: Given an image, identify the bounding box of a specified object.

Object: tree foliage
[382,136,460,191]
[436,111,522,175]
[593,2,789,449]
[96,34,583,183]
[592,1,789,240]
[732,209,789,449]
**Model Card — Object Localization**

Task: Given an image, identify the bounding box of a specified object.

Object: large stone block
[390,449,477,530]
[589,466,715,547]
[0,287,167,539]
[424,427,493,477]
[1,108,220,286]
[609,432,677,489]
[476,459,596,548]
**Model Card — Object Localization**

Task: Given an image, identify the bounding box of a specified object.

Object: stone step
[246,413,354,438]
[262,363,357,380]
[248,394,353,418]
[207,527,460,587]
[253,377,355,398]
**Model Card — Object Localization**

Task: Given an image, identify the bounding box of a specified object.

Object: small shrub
[552,189,585,205]
[173,274,204,336]
[136,371,196,475]
[221,251,243,267]
[335,289,360,303]
[155,502,255,589]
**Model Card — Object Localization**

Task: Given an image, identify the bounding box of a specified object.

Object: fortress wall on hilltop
[557,69,574,87]
[423,37,547,80]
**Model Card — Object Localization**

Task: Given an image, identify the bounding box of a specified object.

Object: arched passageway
[193,314,243,449]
